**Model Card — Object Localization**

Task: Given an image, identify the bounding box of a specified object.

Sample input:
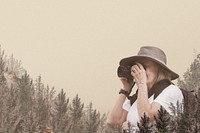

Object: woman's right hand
[119,77,133,92]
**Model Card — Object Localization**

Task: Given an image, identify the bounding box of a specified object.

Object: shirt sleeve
[122,98,131,111]
[153,85,184,115]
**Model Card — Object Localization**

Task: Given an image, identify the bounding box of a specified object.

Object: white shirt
[122,84,184,130]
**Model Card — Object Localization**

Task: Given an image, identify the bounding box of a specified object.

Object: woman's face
[140,60,158,89]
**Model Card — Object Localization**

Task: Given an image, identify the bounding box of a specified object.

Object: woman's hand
[131,63,147,88]
[119,77,133,92]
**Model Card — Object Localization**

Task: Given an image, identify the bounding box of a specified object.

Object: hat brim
[119,56,179,80]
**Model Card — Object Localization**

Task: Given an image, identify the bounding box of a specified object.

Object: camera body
[117,63,145,81]
[117,65,133,81]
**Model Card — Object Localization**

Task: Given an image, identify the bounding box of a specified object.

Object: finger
[131,68,136,78]
[136,63,145,70]
[131,70,135,76]
[132,64,140,72]
[131,64,138,72]
[131,67,136,73]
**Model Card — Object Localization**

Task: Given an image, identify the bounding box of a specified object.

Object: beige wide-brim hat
[119,46,179,80]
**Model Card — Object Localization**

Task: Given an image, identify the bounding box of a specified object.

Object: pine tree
[194,88,200,132]
[53,88,69,133]
[178,52,200,92]
[0,45,6,82]
[84,102,100,133]
[154,106,170,133]
[104,124,123,133]
[137,113,153,133]
[97,113,123,133]
[13,72,35,132]
[4,54,25,77]
[0,46,23,132]
[176,52,200,132]
[168,101,193,133]
[34,75,50,128]
[45,85,56,128]
[19,72,33,114]
[0,84,15,132]
[0,76,22,132]
[69,94,84,133]
[97,113,107,133]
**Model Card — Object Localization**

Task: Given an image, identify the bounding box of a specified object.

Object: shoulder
[155,84,183,101]
[153,84,184,115]
[163,84,181,92]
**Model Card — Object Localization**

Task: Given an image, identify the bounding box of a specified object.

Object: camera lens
[117,66,133,81]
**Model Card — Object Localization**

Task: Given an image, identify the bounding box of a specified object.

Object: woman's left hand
[131,63,147,87]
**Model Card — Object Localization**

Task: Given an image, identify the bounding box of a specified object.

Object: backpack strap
[129,79,172,105]
[180,88,197,114]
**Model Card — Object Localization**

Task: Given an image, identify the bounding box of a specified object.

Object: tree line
[0,46,123,133]
[0,45,200,133]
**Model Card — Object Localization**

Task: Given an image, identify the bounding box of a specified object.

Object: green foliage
[154,106,170,133]
[66,94,85,133]
[84,102,100,133]
[54,88,69,132]
[137,113,153,133]
[104,124,123,133]
[178,52,200,92]
[0,46,6,82]
[4,54,25,77]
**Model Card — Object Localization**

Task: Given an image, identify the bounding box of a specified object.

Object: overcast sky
[1,0,200,113]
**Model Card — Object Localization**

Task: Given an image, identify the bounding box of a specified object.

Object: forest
[0,45,200,133]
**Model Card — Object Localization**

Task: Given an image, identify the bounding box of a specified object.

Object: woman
[107,46,183,131]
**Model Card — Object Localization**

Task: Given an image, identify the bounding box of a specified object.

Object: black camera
[117,63,145,81]
[117,65,133,81]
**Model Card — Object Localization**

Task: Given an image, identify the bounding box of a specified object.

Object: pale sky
[0,0,200,114]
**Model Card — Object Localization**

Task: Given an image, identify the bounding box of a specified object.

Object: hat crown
[138,46,166,65]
